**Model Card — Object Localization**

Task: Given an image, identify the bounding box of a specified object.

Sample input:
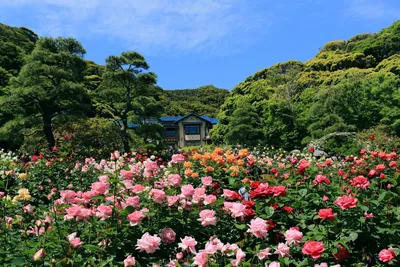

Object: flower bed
[0,147,399,266]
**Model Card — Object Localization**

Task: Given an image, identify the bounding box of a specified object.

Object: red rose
[250,181,261,189]
[309,147,315,153]
[333,244,350,262]
[318,208,337,221]
[242,201,255,208]
[302,241,325,259]
[266,219,276,231]
[334,195,358,210]
[282,206,294,214]
[271,186,286,197]
[379,248,395,262]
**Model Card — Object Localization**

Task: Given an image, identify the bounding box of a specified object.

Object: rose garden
[0,143,399,266]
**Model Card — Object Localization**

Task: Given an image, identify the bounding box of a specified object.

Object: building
[159,113,218,147]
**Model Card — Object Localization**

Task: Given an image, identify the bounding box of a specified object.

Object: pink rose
[194,188,206,198]
[67,232,83,248]
[168,174,182,187]
[223,202,234,213]
[231,249,245,267]
[229,203,246,218]
[23,204,34,215]
[124,255,136,266]
[120,170,134,180]
[257,247,271,260]
[136,232,161,254]
[269,262,280,267]
[70,237,83,248]
[111,150,120,160]
[274,243,290,258]
[221,243,239,256]
[193,252,209,266]
[64,206,92,221]
[178,236,197,254]
[161,228,176,244]
[127,209,147,226]
[91,182,110,195]
[131,184,145,194]
[247,218,268,239]
[60,190,77,203]
[223,189,238,199]
[181,184,195,198]
[82,190,98,200]
[98,175,109,182]
[95,204,112,220]
[198,209,217,227]
[302,241,325,259]
[121,196,140,209]
[203,195,217,205]
[379,247,396,262]
[364,212,374,219]
[151,189,166,204]
[167,195,180,206]
[201,176,213,186]
[33,248,46,261]
[334,195,358,210]
[284,228,303,245]
[202,241,218,254]
[171,154,185,164]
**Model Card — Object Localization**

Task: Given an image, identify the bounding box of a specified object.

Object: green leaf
[229,177,237,187]
[378,191,387,202]
[299,189,307,197]
[349,232,358,241]
[124,206,135,214]
[83,244,100,251]
[265,206,275,218]
[235,223,247,230]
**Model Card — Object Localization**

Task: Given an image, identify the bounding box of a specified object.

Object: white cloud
[347,0,399,19]
[0,0,267,55]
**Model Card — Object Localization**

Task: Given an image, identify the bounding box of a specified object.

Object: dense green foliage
[0,24,38,86]
[162,85,229,117]
[0,25,226,154]
[212,21,400,152]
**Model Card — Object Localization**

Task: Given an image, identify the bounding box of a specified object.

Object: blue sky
[0,0,399,90]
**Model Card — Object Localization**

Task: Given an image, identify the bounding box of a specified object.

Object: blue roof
[160,116,183,122]
[200,116,218,124]
[126,114,218,128]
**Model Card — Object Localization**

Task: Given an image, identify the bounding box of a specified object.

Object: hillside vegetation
[0,24,227,153]
[212,21,400,152]
[162,85,229,117]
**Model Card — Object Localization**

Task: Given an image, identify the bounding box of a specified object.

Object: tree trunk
[120,117,130,153]
[42,112,55,151]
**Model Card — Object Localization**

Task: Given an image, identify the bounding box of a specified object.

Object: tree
[96,52,157,153]
[1,37,88,150]
[224,101,264,147]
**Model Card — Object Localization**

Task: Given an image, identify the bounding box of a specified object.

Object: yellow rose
[18,173,27,180]
[18,188,30,200]
[12,196,19,203]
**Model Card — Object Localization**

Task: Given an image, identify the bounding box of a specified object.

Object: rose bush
[0,146,399,266]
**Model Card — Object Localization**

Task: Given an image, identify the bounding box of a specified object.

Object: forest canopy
[211,20,400,152]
